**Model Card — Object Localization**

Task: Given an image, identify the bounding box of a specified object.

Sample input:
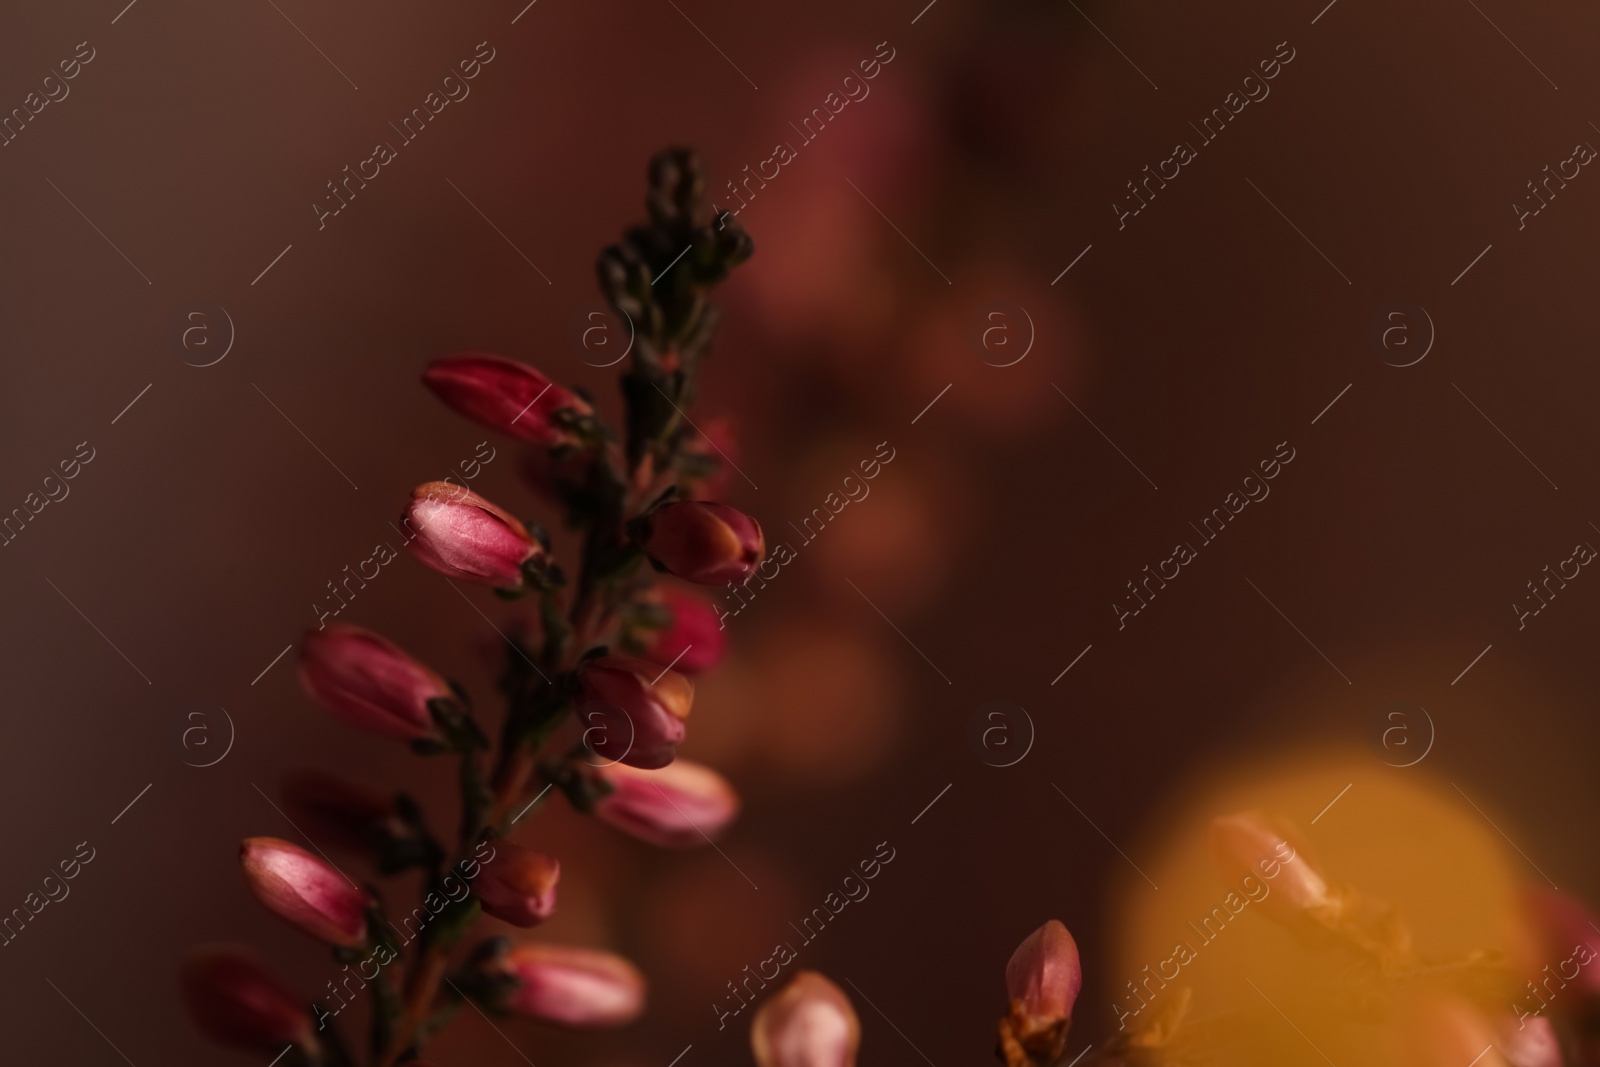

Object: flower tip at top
[751,970,860,1067]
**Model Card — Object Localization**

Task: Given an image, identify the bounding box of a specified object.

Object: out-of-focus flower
[1210,810,1336,919]
[679,417,739,501]
[1501,1015,1565,1067]
[474,841,560,927]
[635,501,764,585]
[280,769,394,853]
[519,443,606,511]
[423,353,594,448]
[299,625,450,742]
[638,586,727,675]
[491,943,646,1027]
[239,836,370,947]
[594,759,739,847]
[756,623,902,784]
[1390,996,1531,1067]
[180,945,315,1056]
[576,654,693,769]
[1519,889,1600,1000]
[900,258,1084,438]
[751,970,860,1067]
[1006,920,1081,1032]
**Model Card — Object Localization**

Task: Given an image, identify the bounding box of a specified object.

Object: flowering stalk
[182,149,757,1067]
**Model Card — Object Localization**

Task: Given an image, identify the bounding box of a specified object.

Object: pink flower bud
[280,769,394,853]
[1209,810,1334,917]
[423,353,594,448]
[576,654,694,769]
[403,481,544,590]
[298,624,451,742]
[636,501,765,585]
[474,841,561,927]
[239,836,371,947]
[594,758,740,848]
[639,587,727,675]
[751,970,861,1067]
[1006,920,1082,1028]
[493,942,646,1027]
[180,945,315,1055]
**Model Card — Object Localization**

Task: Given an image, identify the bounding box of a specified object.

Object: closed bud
[298,624,450,742]
[403,482,544,590]
[1006,919,1081,1033]
[635,501,765,585]
[239,836,371,947]
[423,353,595,448]
[489,942,646,1027]
[751,970,860,1067]
[576,654,694,769]
[181,945,316,1056]
[280,769,394,854]
[594,758,740,848]
[1210,810,1335,919]
[637,586,727,675]
[474,840,561,927]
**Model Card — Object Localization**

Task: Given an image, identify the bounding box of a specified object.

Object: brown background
[3,0,1600,1063]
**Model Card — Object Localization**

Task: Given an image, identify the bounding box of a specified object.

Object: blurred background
[3,0,1600,1063]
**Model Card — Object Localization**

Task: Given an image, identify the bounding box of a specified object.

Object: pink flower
[180,945,315,1055]
[474,841,561,927]
[423,353,594,448]
[594,759,739,848]
[239,836,371,947]
[638,586,727,675]
[576,654,694,769]
[635,501,765,585]
[298,624,451,742]
[494,943,646,1027]
[1006,920,1081,1028]
[403,481,544,590]
[1209,810,1335,919]
[751,971,860,1067]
